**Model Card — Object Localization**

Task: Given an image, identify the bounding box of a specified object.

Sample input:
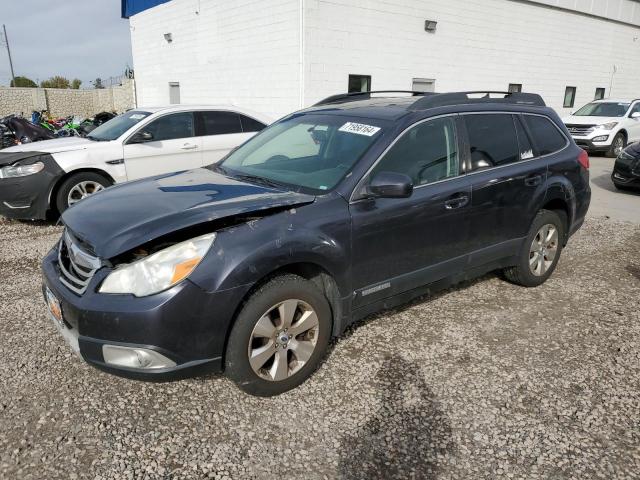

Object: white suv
[0,105,272,220]
[562,99,640,157]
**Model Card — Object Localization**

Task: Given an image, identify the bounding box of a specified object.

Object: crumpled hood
[62,168,315,259]
[562,115,620,126]
[2,136,95,154]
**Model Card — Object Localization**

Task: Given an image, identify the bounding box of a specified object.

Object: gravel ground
[0,215,639,479]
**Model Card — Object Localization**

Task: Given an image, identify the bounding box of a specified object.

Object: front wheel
[607,132,626,158]
[55,172,111,214]
[503,210,564,287]
[225,274,332,396]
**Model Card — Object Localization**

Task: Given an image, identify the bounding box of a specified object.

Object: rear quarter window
[523,115,567,156]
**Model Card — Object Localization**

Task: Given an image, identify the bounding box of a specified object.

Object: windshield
[88,111,151,141]
[216,114,386,193]
[573,102,630,117]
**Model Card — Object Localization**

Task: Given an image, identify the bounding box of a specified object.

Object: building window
[348,75,371,93]
[594,88,605,100]
[169,82,180,104]
[563,86,576,108]
[412,78,435,93]
[508,83,522,93]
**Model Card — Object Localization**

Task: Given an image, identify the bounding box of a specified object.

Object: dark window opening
[200,111,242,135]
[464,114,520,171]
[523,115,567,156]
[594,88,605,100]
[508,83,522,93]
[348,75,371,93]
[564,86,576,108]
[240,115,266,133]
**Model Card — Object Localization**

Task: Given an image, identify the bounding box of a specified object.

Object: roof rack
[409,91,546,110]
[314,90,428,106]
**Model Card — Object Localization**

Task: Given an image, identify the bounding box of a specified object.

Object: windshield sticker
[129,114,145,120]
[521,149,534,160]
[339,122,381,137]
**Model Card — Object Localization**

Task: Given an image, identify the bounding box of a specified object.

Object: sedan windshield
[216,114,386,193]
[87,111,151,141]
[573,102,630,117]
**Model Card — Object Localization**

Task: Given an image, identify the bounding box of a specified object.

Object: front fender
[188,198,352,298]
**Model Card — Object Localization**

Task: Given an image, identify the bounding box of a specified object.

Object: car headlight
[99,232,216,297]
[0,161,44,179]
[596,122,618,130]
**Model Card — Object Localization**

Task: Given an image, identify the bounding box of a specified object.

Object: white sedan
[0,105,272,219]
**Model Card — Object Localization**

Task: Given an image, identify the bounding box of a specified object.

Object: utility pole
[2,25,15,87]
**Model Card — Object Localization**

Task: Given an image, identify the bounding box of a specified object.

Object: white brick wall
[130,0,640,117]
[130,0,302,118]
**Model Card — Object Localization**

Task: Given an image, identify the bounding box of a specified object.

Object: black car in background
[612,142,640,190]
[41,91,591,396]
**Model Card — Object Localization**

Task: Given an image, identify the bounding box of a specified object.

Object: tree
[10,76,37,88]
[40,76,71,89]
[71,79,82,89]
[92,78,104,89]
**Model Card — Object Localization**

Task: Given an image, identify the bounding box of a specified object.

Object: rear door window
[463,114,519,171]
[514,115,534,160]
[200,111,243,135]
[522,115,567,156]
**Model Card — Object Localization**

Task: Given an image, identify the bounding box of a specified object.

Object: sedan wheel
[248,299,319,382]
[67,181,105,206]
[529,224,559,276]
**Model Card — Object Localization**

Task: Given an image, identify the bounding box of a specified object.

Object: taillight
[578,149,589,169]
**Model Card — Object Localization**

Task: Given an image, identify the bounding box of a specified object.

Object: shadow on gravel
[338,355,454,480]
[626,264,640,281]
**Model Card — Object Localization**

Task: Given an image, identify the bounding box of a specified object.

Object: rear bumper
[569,187,591,238]
[41,245,249,381]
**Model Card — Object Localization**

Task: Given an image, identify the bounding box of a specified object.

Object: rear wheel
[607,132,626,158]
[225,274,332,396]
[503,210,564,287]
[55,172,110,214]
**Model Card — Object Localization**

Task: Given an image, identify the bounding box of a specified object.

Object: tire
[225,274,332,396]
[55,172,110,214]
[606,132,626,158]
[503,210,564,287]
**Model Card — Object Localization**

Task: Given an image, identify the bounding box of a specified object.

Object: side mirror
[631,112,640,119]
[368,171,413,198]
[129,131,153,144]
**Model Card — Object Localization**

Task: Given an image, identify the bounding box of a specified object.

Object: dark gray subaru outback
[42,91,591,396]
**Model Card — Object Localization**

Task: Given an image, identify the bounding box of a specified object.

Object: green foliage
[10,76,37,88]
[40,76,72,89]
[71,79,82,89]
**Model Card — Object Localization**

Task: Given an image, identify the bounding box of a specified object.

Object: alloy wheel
[247,299,319,382]
[529,224,558,276]
[67,181,104,206]
[614,136,625,156]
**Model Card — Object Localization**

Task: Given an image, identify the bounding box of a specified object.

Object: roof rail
[314,90,428,106]
[409,91,546,110]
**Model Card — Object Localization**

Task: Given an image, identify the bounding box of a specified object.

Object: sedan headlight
[99,232,216,297]
[0,161,44,179]
[596,122,618,130]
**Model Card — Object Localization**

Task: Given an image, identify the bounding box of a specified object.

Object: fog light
[102,345,176,369]
[592,135,609,142]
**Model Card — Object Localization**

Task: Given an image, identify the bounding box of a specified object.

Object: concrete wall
[0,79,136,118]
[129,0,640,118]
[303,0,640,116]
[130,0,301,118]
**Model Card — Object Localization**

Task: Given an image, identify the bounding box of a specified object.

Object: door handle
[181,144,198,150]
[444,195,469,209]
[524,174,542,187]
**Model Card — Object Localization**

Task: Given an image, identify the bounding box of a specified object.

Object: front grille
[58,230,102,295]
[565,124,595,137]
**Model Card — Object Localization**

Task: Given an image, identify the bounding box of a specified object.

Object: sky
[0,0,133,88]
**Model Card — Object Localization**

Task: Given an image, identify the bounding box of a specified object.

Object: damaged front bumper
[0,152,63,220]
